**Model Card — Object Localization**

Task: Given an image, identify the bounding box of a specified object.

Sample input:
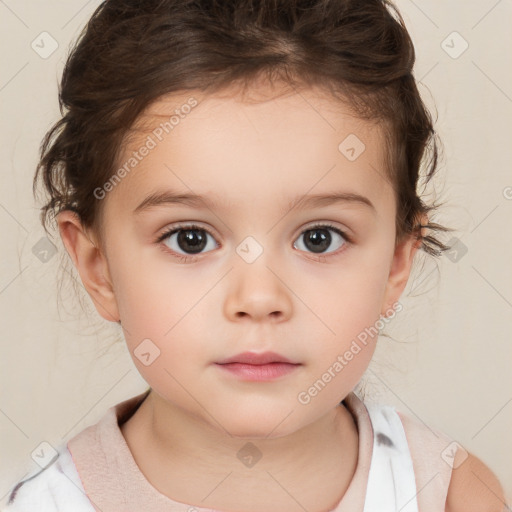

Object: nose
[223,255,293,323]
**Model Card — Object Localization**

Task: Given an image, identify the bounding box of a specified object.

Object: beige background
[1,0,511,506]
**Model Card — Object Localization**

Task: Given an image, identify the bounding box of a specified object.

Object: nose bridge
[224,235,293,322]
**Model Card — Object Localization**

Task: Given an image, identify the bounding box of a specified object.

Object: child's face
[65,84,417,438]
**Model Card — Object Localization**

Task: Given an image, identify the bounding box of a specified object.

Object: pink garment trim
[67,391,373,512]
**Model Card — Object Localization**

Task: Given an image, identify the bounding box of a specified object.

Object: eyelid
[298,221,352,243]
[155,222,220,245]
[155,220,352,245]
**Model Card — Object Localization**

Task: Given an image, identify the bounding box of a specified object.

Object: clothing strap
[363,403,419,512]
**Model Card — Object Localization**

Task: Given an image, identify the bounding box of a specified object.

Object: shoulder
[394,411,506,512]
[445,450,506,512]
[1,445,95,512]
[395,410,506,512]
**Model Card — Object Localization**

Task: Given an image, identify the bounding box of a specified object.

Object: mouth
[215,351,301,381]
[216,351,299,365]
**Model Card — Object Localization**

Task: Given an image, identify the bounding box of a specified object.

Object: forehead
[109,84,391,214]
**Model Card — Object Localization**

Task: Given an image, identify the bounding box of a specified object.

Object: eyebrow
[133,190,376,215]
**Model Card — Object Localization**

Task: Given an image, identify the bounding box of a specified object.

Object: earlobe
[57,210,120,323]
[380,217,425,317]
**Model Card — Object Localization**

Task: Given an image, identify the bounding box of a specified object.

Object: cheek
[296,275,387,408]
[109,245,216,365]
[297,247,392,368]
[298,252,391,336]
[108,239,183,326]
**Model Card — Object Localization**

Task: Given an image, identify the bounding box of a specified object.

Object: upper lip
[216,351,299,365]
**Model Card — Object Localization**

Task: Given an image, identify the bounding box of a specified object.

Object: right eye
[157,224,219,258]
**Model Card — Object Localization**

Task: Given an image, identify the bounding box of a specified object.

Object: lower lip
[215,362,300,381]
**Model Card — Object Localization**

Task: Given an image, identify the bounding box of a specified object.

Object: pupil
[305,229,331,253]
[178,229,207,254]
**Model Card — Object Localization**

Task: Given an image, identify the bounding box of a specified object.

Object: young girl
[2,1,507,511]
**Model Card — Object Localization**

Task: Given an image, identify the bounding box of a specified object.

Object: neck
[121,391,359,512]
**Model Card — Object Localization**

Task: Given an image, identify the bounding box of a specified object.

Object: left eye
[293,225,347,254]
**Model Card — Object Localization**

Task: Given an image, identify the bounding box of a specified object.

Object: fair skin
[57,84,505,512]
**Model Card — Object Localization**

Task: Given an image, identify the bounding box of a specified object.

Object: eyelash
[155,222,352,263]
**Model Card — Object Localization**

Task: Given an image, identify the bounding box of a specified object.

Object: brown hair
[35,0,450,256]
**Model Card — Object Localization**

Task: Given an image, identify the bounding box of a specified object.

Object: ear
[380,215,426,317]
[57,210,120,323]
